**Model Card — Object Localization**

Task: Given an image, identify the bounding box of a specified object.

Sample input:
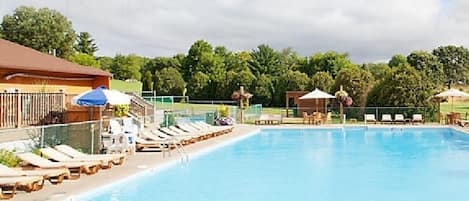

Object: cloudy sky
[1,0,468,63]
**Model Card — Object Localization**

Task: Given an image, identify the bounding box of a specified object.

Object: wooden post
[240,86,245,124]
[339,85,344,124]
[286,95,289,118]
[16,93,21,128]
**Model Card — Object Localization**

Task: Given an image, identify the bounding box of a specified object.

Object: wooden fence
[0,93,65,128]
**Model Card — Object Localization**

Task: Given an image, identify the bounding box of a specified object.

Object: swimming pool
[79,127,469,201]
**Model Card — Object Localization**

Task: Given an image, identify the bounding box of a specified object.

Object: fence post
[40,126,45,148]
[375,107,378,120]
[90,124,95,154]
[16,93,21,128]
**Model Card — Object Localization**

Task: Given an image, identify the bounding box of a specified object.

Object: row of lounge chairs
[0,145,126,199]
[135,121,234,152]
[365,114,424,124]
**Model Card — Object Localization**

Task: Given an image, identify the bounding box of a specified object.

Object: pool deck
[14,125,260,201]
[12,123,468,201]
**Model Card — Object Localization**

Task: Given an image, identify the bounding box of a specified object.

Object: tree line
[1,6,469,109]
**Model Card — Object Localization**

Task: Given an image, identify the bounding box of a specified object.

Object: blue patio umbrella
[72,86,131,106]
[71,86,131,153]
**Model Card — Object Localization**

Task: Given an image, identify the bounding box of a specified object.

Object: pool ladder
[172,140,189,164]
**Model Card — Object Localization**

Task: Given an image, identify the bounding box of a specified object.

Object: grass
[440,101,469,116]
[110,79,142,92]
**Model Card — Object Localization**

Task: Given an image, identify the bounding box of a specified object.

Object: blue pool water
[81,128,469,201]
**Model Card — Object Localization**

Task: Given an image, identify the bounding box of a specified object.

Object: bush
[0,149,21,167]
[218,105,229,117]
[113,105,129,117]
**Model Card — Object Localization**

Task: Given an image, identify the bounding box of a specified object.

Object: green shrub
[218,105,229,117]
[0,149,21,167]
[113,105,129,117]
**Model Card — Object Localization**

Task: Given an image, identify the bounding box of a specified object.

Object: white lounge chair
[412,114,424,124]
[134,136,171,154]
[0,164,70,185]
[54,145,125,166]
[160,127,198,143]
[177,124,214,138]
[0,176,44,199]
[16,153,100,179]
[394,114,405,124]
[169,126,205,140]
[185,123,223,136]
[364,114,377,124]
[153,129,193,145]
[381,114,393,124]
[39,147,113,169]
[194,121,233,134]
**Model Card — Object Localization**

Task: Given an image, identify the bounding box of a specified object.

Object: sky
[1,0,468,63]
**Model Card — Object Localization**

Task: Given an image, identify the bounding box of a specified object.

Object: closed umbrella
[72,86,131,153]
[435,88,469,112]
[299,88,335,112]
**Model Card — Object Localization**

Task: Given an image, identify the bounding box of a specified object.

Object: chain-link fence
[0,120,100,154]
[273,106,439,123]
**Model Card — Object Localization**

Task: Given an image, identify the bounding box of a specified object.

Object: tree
[310,71,334,92]
[182,40,223,79]
[278,48,305,72]
[182,40,225,98]
[97,56,113,72]
[333,66,374,107]
[249,44,281,77]
[154,68,185,96]
[273,70,310,106]
[68,53,100,68]
[110,54,143,80]
[142,71,153,91]
[367,64,434,107]
[221,70,256,99]
[0,6,76,58]
[187,71,210,99]
[226,51,252,72]
[407,51,444,86]
[301,51,354,77]
[432,45,469,86]
[388,54,408,68]
[75,32,98,55]
[144,56,182,74]
[252,74,273,106]
[361,63,391,81]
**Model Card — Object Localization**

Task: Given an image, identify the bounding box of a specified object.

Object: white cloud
[1,0,468,63]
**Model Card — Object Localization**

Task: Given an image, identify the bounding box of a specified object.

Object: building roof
[0,39,111,77]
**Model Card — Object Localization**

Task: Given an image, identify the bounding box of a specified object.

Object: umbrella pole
[451,97,454,113]
[316,99,318,112]
[98,107,103,154]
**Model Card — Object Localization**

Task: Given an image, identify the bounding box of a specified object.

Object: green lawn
[110,79,142,92]
[440,101,469,115]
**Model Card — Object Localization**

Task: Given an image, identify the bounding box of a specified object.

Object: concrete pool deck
[13,123,468,201]
[15,125,260,201]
